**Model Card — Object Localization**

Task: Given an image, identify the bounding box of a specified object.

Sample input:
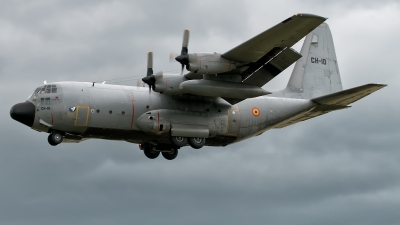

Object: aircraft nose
[10,101,36,127]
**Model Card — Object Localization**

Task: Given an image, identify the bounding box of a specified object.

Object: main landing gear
[48,132,63,146]
[171,136,206,149]
[141,136,206,160]
[142,143,178,160]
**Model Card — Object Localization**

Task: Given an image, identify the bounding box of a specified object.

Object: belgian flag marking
[252,107,260,117]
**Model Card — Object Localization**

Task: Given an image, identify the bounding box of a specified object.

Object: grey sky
[1,1,399,225]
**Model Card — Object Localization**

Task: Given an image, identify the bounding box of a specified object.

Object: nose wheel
[48,132,63,146]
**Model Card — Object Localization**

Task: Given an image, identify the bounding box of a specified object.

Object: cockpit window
[45,85,51,93]
[37,85,57,94]
[28,87,42,101]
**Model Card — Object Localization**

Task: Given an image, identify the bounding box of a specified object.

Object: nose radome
[10,101,35,127]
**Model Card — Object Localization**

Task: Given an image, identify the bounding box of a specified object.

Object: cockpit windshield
[28,85,58,101]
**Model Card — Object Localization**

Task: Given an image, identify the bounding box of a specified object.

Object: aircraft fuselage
[19,82,314,147]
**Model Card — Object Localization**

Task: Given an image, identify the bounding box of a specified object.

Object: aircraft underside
[82,128,238,147]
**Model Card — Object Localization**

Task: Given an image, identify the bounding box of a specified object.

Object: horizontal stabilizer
[312,83,387,106]
[273,83,387,129]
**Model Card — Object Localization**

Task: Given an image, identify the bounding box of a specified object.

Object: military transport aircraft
[10,13,386,160]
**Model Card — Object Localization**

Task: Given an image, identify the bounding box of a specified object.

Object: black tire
[47,135,57,146]
[162,148,178,160]
[170,136,187,147]
[143,145,160,159]
[188,137,205,149]
[48,132,63,146]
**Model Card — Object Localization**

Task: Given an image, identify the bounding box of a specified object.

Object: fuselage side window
[45,97,50,105]
[41,98,45,105]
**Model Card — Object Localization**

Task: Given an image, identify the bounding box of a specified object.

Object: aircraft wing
[222,13,327,63]
[186,14,326,88]
[273,84,387,128]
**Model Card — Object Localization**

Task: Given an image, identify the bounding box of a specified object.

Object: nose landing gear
[48,132,63,146]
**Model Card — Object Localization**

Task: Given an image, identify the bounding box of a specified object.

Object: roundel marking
[252,107,260,117]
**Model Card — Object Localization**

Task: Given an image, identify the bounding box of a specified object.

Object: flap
[243,47,302,87]
[222,13,326,63]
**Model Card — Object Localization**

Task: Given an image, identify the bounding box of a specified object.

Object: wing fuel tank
[179,80,270,99]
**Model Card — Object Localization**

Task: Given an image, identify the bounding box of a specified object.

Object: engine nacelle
[186,53,236,74]
[152,73,187,95]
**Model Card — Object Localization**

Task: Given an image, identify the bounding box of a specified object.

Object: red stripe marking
[130,98,135,129]
[51,113,54,125]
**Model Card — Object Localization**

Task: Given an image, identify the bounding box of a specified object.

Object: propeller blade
[181,29,189,54]
[147,52,153,76]
[136,80,142,87]
[169,52,179,62]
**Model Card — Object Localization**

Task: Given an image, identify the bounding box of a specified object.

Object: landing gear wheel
[48,135,57,146]
[143,145,160,159]
[48,132,63,146]
[162,148,178,160]
[170,136,187,147]
[188,137,205,149]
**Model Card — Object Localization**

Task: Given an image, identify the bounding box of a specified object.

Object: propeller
[174,29,190,74]
[142,52,156,93]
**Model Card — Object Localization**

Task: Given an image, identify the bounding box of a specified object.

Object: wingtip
[294,13,327,20]
[373,83,388,87]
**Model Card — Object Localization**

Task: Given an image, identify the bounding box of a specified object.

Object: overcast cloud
[1,1,399,225]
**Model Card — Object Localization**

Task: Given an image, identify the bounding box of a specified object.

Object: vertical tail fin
[278,23,343,99]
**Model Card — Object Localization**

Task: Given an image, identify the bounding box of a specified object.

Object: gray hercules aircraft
[10,14,386,160]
